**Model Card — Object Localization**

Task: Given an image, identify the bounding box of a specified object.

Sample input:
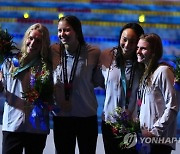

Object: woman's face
[136,39,152,65]
[26,29,42,55]
[120,28,138,59]
[58,20,78,47]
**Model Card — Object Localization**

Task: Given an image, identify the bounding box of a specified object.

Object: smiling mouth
[60,37,67,40]
[29,47,34,50]
[28,46,37,52]
[137,55,145,60]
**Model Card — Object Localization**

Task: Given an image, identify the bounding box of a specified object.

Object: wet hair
[21,23,50,64]
[58,15,85,45]
[139,33,163,83]
[115,23,144,67]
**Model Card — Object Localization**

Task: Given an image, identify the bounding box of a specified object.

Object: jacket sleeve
[91,46,105,88]
[151,67,178,136]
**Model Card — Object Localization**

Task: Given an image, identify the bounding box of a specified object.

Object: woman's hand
[141,128,155,138]
[0,71,4,92]
[0,71,3,80]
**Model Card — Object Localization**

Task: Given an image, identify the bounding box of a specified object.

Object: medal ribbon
[120,61,136,109]
[13,56,39,77]
[62,45,81,100]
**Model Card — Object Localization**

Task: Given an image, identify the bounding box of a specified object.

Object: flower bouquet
[22,60,53,106]
[0,27,19,64]
[22,61,53,131]
[106,107,140,149]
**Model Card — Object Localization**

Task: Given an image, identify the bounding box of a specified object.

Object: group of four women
[0,15,178,154]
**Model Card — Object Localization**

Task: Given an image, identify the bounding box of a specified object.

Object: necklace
[106,48,136,109]
[123,61,136,109]
[61,45,81,100]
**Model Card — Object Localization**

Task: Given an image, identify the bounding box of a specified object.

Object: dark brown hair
[58,15,85,45]
[115,23,144,67]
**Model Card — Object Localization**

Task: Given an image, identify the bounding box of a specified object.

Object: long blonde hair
[20,23,50,65]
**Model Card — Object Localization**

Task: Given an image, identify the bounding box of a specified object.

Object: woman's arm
[0,71,4,92]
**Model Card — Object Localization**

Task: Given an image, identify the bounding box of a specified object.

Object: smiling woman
[49,15,102,154]
[137,33,178,154]
[0,23,54,154]
[99,23,144,154]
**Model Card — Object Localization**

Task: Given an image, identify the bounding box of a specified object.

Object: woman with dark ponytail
[99,23,144,154]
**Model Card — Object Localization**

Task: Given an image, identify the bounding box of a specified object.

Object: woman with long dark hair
[99,23,144,154]
[50,15,101,154]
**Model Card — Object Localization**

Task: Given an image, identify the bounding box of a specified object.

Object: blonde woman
[0,23,53,154]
